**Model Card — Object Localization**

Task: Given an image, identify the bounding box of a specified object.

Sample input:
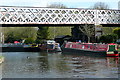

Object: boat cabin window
[46,40,55,44]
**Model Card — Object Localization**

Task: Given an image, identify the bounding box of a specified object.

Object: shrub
[99,34,118,43]
[113,28,120,38]
[24,38,34,44]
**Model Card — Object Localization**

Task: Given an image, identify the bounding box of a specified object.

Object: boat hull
[107,54,119,57]
[61,47,107,57]
[1,47,41,52]
[2,47,24,52]
[24,47,40,52]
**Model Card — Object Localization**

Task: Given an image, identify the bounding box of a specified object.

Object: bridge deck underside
[1,24,120,27]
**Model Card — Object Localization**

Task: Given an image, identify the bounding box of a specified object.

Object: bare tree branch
[78,24,95,42]
[92,2,109,10]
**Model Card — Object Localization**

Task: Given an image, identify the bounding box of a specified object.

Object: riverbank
[0,56,4,64]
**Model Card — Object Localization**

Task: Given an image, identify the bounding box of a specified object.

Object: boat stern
[107,43,119,57]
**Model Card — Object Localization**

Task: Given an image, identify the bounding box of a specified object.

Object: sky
[0,0,120,9]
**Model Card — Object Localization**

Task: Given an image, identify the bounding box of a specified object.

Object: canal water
[0,52,119,78]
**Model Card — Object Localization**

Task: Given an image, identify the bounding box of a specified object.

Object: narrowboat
[39,40,61,52]
[1,43,25,52]
[61,42,119,57]
[1,43,40,52]
[24,44,40,52]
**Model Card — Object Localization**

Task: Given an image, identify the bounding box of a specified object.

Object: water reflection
[106,57,119,67]
[1,52,119,78]
[37,52,49,74]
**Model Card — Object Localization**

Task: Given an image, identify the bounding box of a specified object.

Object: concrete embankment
[0,56,4,64]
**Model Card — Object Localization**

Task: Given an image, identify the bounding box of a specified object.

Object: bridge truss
[0,6,120,26]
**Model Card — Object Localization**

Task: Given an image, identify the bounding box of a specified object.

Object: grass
[0,56,4,59]
[0,56,4,63]
[48,27,72,39]
[118,48,120,52]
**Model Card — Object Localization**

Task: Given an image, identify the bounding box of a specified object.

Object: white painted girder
[0,6,120,25]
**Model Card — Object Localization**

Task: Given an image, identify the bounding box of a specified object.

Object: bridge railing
[0,6,120,25]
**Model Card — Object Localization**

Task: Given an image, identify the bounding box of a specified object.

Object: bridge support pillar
[95,25,103,42]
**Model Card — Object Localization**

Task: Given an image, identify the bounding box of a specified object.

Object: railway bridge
[0,6,120,43]
[0,6,120,27]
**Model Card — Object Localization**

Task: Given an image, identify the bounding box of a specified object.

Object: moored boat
[61,42,119,57]
[24,44,40,52]
[39,40,61,52]
[1,43,40,52]
[1,43,25,52]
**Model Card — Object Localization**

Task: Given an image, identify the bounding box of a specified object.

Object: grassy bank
[0,56,4,64]
[118,49,120,52]
[0,56,3,58]
[48,27,72,39]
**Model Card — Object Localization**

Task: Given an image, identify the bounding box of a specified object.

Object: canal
[0,52,119,78]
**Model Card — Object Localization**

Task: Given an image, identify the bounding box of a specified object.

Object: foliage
[113,28,120,38]
[2,26,71,43]
[79,24,95,42]
[0,56,4,58]
[24,38,34,44]
[36,27,49,43]
[102,27,116,35]
[92,2,109,10]
[16,27,37,40]
[99,34,118,43]
[2,27,37,43]
[5,32,21,43]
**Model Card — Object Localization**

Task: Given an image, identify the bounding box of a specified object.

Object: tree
[5,31,21,43]
[113,28,120,38]
[78,24,95,43]
[24,38,34,44]
[36,27,49,43]
[17,27,37,40]
[2,27,37,43]
[92,2,109,10]
[48,3,67,8]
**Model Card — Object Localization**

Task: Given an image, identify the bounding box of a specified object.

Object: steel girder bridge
[0,6,120,27]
